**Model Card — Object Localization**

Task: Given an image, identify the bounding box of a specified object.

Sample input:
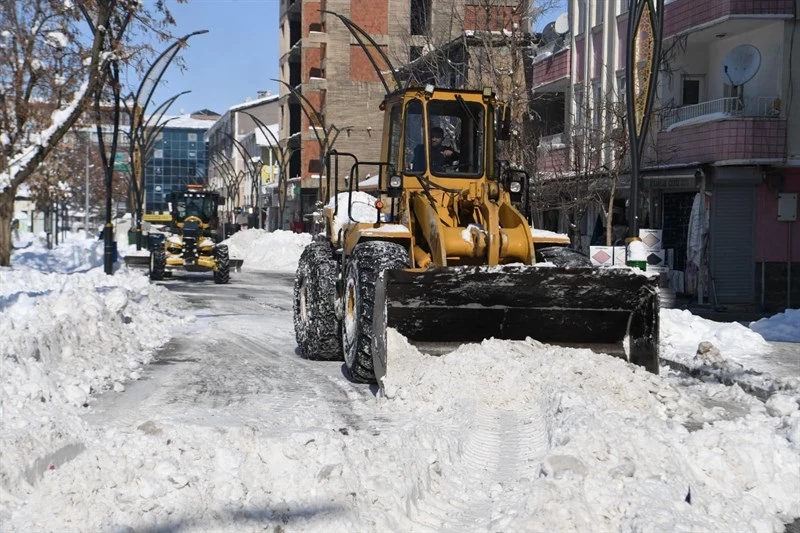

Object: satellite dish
[541,21,557,44]
[554,12,570,35]
[721,44,761,86]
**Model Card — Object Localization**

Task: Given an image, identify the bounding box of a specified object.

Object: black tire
[213,244,230,284]
[293,242,343,361]
[149,248,166,281]
[342,241,410,383]
[536,245,591,267]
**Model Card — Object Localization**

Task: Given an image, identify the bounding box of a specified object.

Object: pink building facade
[532,0,799,311]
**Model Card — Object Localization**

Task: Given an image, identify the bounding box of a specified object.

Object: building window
[188,133,197,142]
[577,0,586,34]
[618,75,627,106]
[574,85,586,128]
[410,0,431,36]
[595,0,604,26]
[154,149,164,159]
[592,81,602,127]
[682,77,702,106]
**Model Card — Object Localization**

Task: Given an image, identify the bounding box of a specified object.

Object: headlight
[389,175,402,188]
[509,181,522,193]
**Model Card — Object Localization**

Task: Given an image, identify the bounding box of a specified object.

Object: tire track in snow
[406,402,550,532]
[86,271,367,434]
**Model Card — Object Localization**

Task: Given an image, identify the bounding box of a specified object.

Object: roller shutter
[710,186,755,304]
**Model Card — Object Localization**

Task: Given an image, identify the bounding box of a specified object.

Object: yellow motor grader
[148,186,231,284]
[293,85,660,388]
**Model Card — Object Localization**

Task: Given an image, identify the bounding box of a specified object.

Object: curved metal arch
[273,78,326,151]
[142,90,191,131]
[135,30,208,116]
[239,110,288,166]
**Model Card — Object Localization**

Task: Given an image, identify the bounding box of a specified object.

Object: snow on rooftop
[228,93,280,113]
[158,114,216,130]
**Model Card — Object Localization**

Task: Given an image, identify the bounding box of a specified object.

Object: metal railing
[538,132,567,149]
[660,96,780,130]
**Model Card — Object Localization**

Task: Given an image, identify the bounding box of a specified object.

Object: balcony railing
[660,96,780,130]
[538,132,567,149]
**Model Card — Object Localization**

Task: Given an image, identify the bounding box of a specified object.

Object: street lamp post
[625,0,665,238]
[85,135,90,238]
[250,155,266,230]
[239,111,297,232]
[122,30,208,250]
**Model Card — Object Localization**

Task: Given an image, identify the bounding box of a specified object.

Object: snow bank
[378,331,800,532]
[223,229,311,272]
[10,232,105,273]
[751,309,800,343]
[1,237,189,508]
[661,308,772,362]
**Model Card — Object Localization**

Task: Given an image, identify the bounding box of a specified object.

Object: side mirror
[497,104,511,141]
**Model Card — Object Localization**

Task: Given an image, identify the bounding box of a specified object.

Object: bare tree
[389,1,561,173]
[26,130,114,236]
[0,0,181,266]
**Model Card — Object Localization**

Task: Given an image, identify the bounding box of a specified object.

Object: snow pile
[378,331,800,532]
[1,229,799,532]
[1,237,189,506]
[10,232,105,273]
[325,191,382,240]
[660,308,800,394]
[661,308,772,363]
[751,309,800,343]
[223,229,311,272]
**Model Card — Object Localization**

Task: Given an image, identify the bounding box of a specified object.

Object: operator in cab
[413,126,460,172]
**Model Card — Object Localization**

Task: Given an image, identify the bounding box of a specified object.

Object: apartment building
[533,0,799,311]
[278,0,529,231]
[206,94,280,226]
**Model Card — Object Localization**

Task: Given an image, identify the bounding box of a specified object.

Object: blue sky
[149,0,281,116]
[535,0,568,31]
[145,0,566,116]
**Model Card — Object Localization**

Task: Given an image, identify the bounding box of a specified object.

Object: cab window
[426,99,484,177]
[387,104,402,173]
[403,99,425,173]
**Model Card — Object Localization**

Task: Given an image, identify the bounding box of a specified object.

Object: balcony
[281,0,301,21]
[664,0,794,38]
[654,116,787,166]
[532,47,571,90]
[536,138,570,175]
[537,132,567,150]
[660,96,780,131]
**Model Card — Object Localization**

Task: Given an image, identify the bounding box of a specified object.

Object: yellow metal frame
[330,88,542,270]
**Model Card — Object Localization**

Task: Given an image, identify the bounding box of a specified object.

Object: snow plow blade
[372,265,659,386]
